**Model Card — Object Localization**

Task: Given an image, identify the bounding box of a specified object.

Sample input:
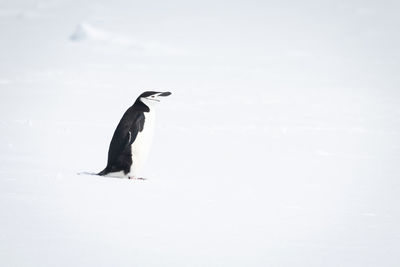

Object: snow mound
[68,22,185,56]
[69,22,139,47]
[70,23,108,42]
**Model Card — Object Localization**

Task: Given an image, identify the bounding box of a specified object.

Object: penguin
[98,91,171,179]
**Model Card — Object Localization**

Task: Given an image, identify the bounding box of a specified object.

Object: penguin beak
[159,92,172,97]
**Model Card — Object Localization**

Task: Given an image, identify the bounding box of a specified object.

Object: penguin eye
[151,96,155,98]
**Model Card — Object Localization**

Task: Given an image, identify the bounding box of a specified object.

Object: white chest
[129,110,156,176]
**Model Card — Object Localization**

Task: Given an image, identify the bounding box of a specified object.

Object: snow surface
[1,0,400,266]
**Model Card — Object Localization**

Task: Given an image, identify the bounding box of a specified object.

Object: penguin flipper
[104,112,145,170]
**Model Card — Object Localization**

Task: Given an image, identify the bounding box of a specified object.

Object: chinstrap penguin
[98,91,171,179]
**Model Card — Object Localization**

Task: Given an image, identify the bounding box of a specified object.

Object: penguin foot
[128,177,146,180]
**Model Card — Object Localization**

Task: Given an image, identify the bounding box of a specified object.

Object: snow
[1,0,400,266]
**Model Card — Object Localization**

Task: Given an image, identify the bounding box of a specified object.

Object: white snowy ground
[1,0,400,266]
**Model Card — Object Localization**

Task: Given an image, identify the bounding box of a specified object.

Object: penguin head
[138,91,172,108]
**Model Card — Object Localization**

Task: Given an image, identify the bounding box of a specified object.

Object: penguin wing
[127,112,145,145]
[106,111,145,166]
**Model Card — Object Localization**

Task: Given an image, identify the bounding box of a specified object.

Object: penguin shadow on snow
[77,172,147,180]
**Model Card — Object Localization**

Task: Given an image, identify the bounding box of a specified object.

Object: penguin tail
[77,167,110,177]
[98,167,109,176]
